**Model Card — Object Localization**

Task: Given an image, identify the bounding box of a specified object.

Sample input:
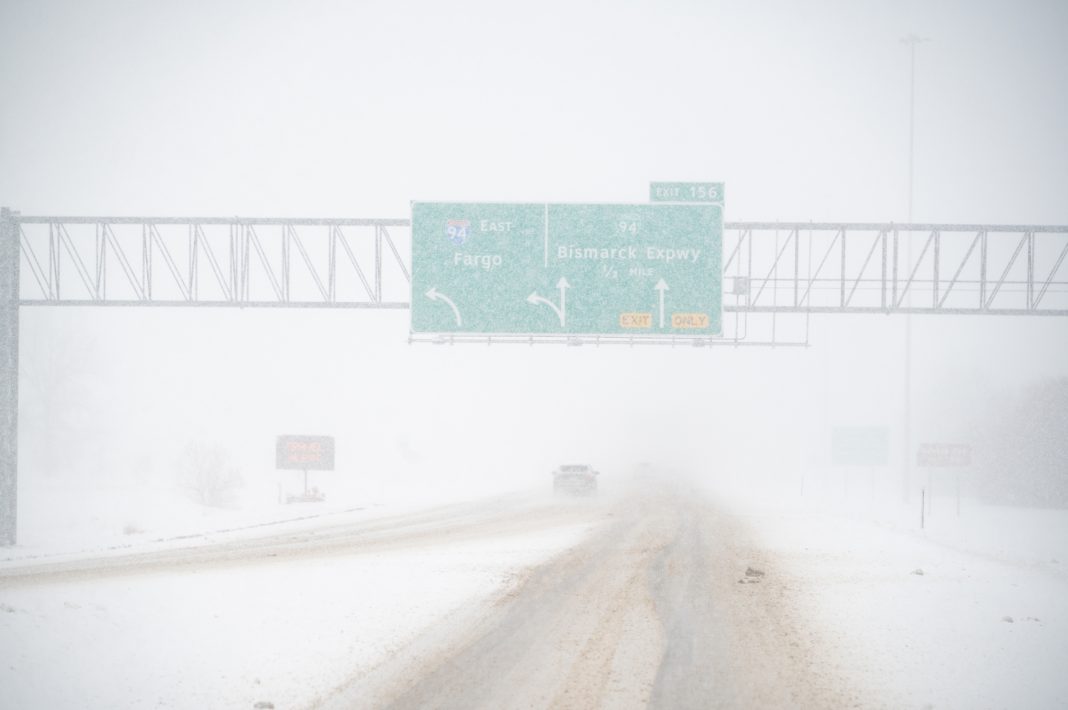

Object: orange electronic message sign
[275,435,335,470]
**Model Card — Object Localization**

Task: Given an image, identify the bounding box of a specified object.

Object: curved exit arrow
[425,287,462,326]
[526,277,570,327]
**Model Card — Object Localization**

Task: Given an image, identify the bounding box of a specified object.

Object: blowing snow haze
[2,1,1068,709]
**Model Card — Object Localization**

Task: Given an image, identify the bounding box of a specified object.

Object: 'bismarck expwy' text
[452,245,703,270]
[556,245,702,263]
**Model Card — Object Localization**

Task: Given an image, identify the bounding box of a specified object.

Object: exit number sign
[650,182,724,204]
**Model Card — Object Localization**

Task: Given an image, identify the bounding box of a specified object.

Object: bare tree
[175,441,243,508]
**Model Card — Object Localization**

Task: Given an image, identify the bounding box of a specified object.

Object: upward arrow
[557,277,570,327]
[655,278,669,328]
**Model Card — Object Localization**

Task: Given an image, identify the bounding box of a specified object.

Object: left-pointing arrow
[426,287,462,326]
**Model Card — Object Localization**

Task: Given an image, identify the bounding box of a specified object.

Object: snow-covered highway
[3,477,1067,709]
[323,481,851,710]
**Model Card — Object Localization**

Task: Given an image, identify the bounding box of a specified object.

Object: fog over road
[322,480,855,709]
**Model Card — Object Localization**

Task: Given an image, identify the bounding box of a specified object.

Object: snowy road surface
[320,483,850,709]
[4,479,1066,709]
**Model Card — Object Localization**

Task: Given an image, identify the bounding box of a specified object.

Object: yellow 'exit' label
[619,312,652,328]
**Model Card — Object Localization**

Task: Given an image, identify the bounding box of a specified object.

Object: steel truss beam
[13,217,1068,315]
[16,217,410,308]
[723,223,1068,315]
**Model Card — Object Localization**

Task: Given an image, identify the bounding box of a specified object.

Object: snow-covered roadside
[5,472,549,563]
[0,500,602,709]
[728,495,1068,709]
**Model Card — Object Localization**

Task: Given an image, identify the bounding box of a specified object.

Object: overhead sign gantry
[4,197,1068,546]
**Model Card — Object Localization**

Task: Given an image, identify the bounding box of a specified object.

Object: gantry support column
[0,208,19,546]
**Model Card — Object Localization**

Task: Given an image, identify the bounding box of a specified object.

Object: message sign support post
[917,443,971,518]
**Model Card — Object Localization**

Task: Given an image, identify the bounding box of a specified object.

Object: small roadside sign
[917,443,971,467]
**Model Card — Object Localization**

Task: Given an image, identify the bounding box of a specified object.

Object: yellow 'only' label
[671,313,710,329]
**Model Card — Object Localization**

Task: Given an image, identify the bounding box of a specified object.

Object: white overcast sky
[2,0,1066,223]
[3,0,1067,488]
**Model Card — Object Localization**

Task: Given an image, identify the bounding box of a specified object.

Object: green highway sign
[411,202,722,335]
[832,427,890,466]
[649,182,724,204]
